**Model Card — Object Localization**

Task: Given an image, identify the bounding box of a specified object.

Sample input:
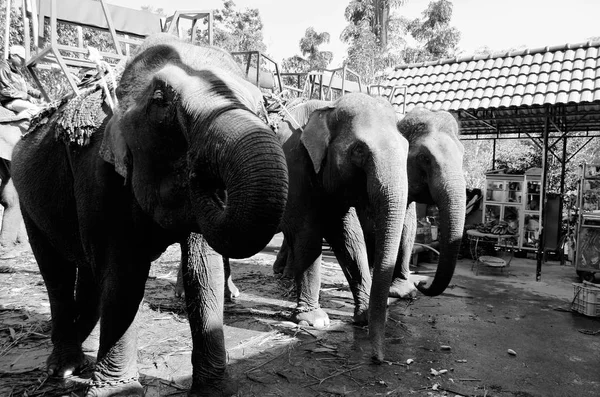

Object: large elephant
[11,33,288,397]
[0,108,29,252]
[391,107,466,297]
[274,94,408,362]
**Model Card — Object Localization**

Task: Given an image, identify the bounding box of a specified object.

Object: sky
[109,0,600,67]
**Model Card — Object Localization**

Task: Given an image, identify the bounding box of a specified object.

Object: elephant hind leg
[390,202,418,299]
[21,211,85,377]
[287,228,330,328]
[75,264,100,350]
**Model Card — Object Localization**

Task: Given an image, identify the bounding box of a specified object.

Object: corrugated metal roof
[384,41,600,115]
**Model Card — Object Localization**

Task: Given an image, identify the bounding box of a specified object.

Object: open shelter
[382,41,600,279]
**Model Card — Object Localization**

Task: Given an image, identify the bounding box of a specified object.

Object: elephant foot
[86,379,143,397]
[47,345,86,378]
[225,280,239,302]
[389,278,417,299]
[291,306,330,328]
[353,305,369,325]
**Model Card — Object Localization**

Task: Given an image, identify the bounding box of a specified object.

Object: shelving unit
[482,168,550,251]
[574,163,600,281]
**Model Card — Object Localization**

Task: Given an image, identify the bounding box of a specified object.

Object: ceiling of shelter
[383,41,600,139]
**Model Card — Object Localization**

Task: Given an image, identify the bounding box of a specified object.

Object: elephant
[273,93,409,362]
[11,33,288,397]
[274,106,465,331]
[391,107,466,298]
[0,108,29,253]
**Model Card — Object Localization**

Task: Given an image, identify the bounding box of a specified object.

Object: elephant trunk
[416,175,466,296]
[367,150,407,362]
[189,109,288,259]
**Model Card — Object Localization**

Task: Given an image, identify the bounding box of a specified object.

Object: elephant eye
[152,89,164,101]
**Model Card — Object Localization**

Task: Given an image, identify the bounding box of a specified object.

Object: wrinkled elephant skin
[276,94,408,362]
[11,34,288,397]
[394,108,466,298]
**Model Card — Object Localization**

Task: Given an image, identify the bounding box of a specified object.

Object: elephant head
[301,93,409,360]
[398,107,466,296]
[100,33,288,258]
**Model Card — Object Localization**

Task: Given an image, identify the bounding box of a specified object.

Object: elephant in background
[390,107,466,297]
[12,33,288,397]
[275,93,408,362]
[0,109,29,253]
[275,106,465,317]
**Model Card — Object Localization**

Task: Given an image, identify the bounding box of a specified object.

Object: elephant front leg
[324,209,371,325]
[88,255,148,396]
[288,230,330,328]
[272,234,293,278]
[183,233,237,397]
[390,202,418,299]
[223,257,239,301]
[175,255,239,302]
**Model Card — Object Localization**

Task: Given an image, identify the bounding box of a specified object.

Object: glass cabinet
[575,164,600,277]
[482,169,542,250]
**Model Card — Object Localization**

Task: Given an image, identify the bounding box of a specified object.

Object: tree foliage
[282,27,333,73]
[342,0,460,83]
[209,0,267,53]
[344,0,408,48]
[281,27,333,95]
[299,27,333,70]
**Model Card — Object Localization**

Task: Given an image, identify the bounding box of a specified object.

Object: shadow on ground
[1,235,599,396]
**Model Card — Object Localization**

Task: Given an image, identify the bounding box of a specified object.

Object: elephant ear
[300,107,334,174]
[99,117,130,179]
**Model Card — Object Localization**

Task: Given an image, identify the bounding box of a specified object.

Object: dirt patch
[1,238,600,396]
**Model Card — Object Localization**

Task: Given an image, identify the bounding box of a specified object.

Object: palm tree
[299,27,333,70]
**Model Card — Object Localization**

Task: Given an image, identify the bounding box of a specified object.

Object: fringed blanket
[54,88,106,146]
[26,59,127,146]
[262,94,308,132]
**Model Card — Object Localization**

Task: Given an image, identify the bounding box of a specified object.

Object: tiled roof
[384,41,600,114]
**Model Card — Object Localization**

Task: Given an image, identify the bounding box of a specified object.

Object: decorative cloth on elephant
[261,93,308,132]
[26,59,129,147]
[54,87,107,146]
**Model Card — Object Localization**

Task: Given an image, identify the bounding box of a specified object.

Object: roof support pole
[536,106,550,281]
[559,113,567,211]
[492,138,497,169]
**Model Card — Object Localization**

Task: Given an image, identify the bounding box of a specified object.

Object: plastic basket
[571,283,600,317]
